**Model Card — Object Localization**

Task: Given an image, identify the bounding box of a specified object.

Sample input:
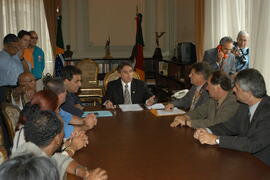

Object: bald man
[10,72,36,109]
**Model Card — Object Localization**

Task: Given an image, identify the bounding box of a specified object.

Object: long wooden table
[69,109,270,180]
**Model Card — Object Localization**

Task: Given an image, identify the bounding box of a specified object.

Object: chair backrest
[0,127,8,164]
[1,102,21,141]
[76,58,99,88]
[103,70,141,90]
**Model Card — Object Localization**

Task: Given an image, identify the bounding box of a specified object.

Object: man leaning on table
[170,71,239,128]
[103,62,155,109]
[194,69,270,166]
[165,62,211,112]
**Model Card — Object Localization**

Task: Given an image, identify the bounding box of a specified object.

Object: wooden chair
[1,102,21,142]
[0,127,8,164]
[103,69,141,91]
[76,58,103,106]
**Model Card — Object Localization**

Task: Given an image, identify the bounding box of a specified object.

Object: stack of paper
[146,103,165,109]
[119,104,143,112]
[150,107,185,116]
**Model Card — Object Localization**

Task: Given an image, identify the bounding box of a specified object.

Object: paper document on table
[82,111,113,118]
[146,103,165,109]
[152,107,185,116]
[119,104,143,112]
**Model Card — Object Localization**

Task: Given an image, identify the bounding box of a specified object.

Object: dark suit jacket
[203,48,236,75]
[103,78,153,105]
[172,84,209,111]
[209,96,270,166]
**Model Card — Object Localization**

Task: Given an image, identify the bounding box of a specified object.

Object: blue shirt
[61,92,84,117]
[0,50,23,86]
[32,46,45,79]
[59,108,74,139]
[235,47,249,72]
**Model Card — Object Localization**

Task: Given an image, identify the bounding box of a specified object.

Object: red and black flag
[130,12,145,80]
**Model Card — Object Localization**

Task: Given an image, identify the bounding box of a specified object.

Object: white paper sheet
[156,107,185,116]
[119,104,143,112]
[146,103,165,109]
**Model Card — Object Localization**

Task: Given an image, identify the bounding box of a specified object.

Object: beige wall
[62,0,195,59]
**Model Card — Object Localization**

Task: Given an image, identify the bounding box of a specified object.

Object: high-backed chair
[76,58,103,106]
[103,69,141,91]
[0,127,8,164]
[1,102,20,142]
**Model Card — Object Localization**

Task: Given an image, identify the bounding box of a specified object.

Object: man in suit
[203,36,236,76]
[194,69,270,166]
[170,71,239,128]
[165,62,211,111]
[103,62,155,109]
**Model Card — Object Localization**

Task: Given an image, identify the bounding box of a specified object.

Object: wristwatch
[215,136,220,144]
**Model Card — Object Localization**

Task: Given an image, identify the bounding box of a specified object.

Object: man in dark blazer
[165,62,211,111]
[103,62,154,109]
[194,69,270,166]
[203,36,236,76]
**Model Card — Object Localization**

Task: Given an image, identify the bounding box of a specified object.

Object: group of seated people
[1,29,269,179]
[0,66,108,180]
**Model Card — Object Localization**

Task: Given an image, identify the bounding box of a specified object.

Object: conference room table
[68,107,270,180]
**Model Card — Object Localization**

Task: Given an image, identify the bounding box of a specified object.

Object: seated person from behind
[0,154,59,180]
[10,72,36,110]
[11,110,108,180]
[103,62,155,109]
[60,65,84,117]
[171,71,239,128]
[165,62,211,111]
[194,69,270,166]
[203,36,236,76]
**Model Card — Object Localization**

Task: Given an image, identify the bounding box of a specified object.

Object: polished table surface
[68,109,270,180]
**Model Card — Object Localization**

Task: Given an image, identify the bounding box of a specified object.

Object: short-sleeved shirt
[11,142,73,180]
[59,108,74,139]
[61,92,83,117]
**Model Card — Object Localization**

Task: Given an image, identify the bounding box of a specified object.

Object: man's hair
[210,71,232,91]
[44,77,65,95]
[3,34,19,45]
[24,110,63,148]
[17,30,31,39]
[17,103,40,128]
[60,65,82,81]
[31,90,58,111]
[191,62,212,80]
[219,36,234,46]
[117,62,133,73]
[237,30,249,38]
[235,68,266,98]
[0,154,59,180]
[29,30,36,35]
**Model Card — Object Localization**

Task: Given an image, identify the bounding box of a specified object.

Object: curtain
[204,0,247,50]
[0,0,54,75]
[248,0,270,92]
[195,0,204,61]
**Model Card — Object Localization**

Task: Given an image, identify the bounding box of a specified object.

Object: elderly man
[232,31,250,72]
[11,72,36,109]
[203,36,236,76]
[24,31,45,91]
[170,71,239,128]
[103,62,155,109]
[12,109,108,180]
[0,34,24,103]
[165,62,211,111]
[194,69,270,166]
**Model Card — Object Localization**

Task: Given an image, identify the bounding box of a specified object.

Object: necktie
[190,89,201,111]
[124,84,131,104]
